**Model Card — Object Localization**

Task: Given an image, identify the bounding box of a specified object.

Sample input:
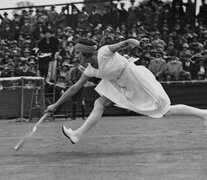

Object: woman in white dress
[46,37,207,144]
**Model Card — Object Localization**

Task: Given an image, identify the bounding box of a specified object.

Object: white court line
[0,163,207,167]
[0,131,205,140]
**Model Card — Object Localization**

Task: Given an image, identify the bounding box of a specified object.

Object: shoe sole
[62,126,75,144]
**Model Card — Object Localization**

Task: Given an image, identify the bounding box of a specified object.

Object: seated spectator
[148,49,166,81]
[20,16,33,37]
[59,61,72,85]
[165,55,183,81]
[196,71,206,80]
[65,40,76,58]
[27,60,37,76]
[180,43,190,59]
[182,50,194,80]
[193,54,207,79]
[151,31,166,50]
[0,21,14,41]
[134,55,150,68]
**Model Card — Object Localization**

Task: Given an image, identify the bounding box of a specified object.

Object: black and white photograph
[0,0,207,179]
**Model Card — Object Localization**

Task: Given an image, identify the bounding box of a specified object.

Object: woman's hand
[126,38,140,48]
[45,103,58,113]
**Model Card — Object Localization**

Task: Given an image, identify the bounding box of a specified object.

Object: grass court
[1,115,207,180]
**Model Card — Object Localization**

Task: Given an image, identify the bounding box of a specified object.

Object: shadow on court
[0,116,207,180]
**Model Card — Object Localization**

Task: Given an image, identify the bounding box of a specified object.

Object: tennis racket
[14,113,49,150]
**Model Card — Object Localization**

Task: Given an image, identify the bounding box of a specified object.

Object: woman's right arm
[108,38,140,53]
[45,73,89,113]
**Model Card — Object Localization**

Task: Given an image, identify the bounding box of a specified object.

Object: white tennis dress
[84,46,171,118]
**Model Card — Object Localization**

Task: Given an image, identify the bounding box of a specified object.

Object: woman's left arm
[108,38,140,53]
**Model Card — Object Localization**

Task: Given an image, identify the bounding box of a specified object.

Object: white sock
[73,99,105,141]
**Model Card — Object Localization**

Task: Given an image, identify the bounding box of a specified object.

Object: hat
[19,57,27,62]
[118,35,125,40]
[44,28,53,34]
[3,12,8,16]
[0,40,7,46]
[62,61,70,68]
[28,55,37,61]
[183,43,189,48]
[139,56,150,62]
[51,5,55,9]
[68,40,76,45]
[13,13,19,17]
[24,40,31,44]
[154,31,160,35]
[23,49,30,54]
[28,60,35,65]
[197,71,205,77]
[145,43,153,49]
[153,48,164,55]
[191,54,205,62]
[64,26,72,32]
[7,61,15,67]
[184,50,192,57]
[168,42,174,46]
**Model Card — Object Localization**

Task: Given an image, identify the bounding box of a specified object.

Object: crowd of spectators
[0,0,207,87]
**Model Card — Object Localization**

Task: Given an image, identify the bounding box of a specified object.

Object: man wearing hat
[148,49,166,81]
[193,54,207,79]
[38,28,59,80]
[117,2,128,27]
[182,50,194,80]
[69,58,86,120]
[164,54,183,81]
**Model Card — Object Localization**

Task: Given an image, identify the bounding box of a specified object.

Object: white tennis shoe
[62,125,79,144]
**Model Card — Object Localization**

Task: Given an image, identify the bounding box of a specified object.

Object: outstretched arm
[108,38,140,53]
[45,73,89,113]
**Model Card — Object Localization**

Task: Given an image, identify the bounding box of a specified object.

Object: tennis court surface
[1,115,207,180]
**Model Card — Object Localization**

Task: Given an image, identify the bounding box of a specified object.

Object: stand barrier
[57,80,207,117]
[0,79,207,119]
[0,77,45,120]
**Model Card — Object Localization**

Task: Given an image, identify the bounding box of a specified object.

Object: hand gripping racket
[14,113,49,150]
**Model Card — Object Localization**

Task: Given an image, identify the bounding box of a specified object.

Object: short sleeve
[84,63,98,78]
[97,46,114,62]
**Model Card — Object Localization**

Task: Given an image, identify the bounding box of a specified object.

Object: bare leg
[62,96,113,143]
[166,104,207,122]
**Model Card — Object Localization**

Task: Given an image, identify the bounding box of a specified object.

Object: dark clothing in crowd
[38,36,59,78]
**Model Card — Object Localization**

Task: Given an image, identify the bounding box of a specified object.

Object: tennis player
[45,37,207,144]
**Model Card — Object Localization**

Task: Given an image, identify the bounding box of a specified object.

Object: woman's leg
[166,104,207,121]
[62,96,113,143]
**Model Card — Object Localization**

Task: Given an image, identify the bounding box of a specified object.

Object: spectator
[0,21,14,41]
[197,0,207,26]
[47,5,59,26]
[148,49,166,81]
[37,29,59,79]
[182,50,194,80]
[33,21,46,41]
[68,7,79,30]
[69,58,86,120]
[77,6,89,30]
[193,54,207,79]
[134,55,150,68]
[117,2,128,27]
[151,31,166,49]
[127,0,138,29]
[165,54,183,81]
[88,6,102,28]
[27,8,36,25]
[59,61,71,85]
